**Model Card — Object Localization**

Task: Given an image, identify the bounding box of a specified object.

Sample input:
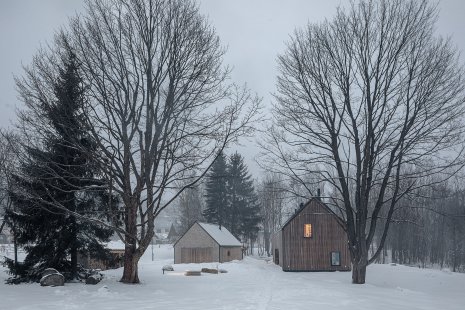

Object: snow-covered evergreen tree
[5,44,113,282]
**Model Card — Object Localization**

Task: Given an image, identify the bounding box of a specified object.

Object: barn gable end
[274,199,351,272]
[174,222,242,264]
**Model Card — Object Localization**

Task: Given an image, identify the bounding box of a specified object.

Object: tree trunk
[121,246,140,283]
[71,246,77,279]
[120,198,140,284]
[70,217,78,279]
[13,223,18,270]
[264,230,270,257]
[351,244,368,284]
[352,261,367,284]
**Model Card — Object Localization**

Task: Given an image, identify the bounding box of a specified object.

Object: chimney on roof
[295,202,304,214]
[317,188,321,201]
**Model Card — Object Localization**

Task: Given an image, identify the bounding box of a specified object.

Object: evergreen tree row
[203,152,260,245]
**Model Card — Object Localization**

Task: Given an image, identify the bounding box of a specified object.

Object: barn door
[181,247,213,263]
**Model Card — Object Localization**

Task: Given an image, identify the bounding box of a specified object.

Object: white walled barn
[174,222,242,264]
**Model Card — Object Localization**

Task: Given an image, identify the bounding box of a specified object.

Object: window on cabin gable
[304,224,312,238]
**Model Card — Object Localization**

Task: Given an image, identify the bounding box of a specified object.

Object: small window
[304,224,312,238]
[331,251,341,266]
[227,250,231,257]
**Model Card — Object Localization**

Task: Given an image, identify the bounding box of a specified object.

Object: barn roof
[197,222,242,247]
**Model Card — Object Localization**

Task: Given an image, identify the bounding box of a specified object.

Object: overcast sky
[1,0,465,171]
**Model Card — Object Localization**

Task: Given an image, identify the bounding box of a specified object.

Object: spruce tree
[203,152,260,246]
[227,152,260,241]
[6,46,113,282]
[203,153,228,227]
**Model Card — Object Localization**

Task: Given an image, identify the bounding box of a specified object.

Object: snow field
[1,244,464,310]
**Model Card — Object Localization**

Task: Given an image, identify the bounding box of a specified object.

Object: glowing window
[304,224,312,238]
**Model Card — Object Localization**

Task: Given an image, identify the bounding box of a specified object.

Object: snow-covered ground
[1,244,464,310]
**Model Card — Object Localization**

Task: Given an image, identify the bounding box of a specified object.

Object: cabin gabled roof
[281,198,344,230]
[197,222,242,247]
[173,222,242,247]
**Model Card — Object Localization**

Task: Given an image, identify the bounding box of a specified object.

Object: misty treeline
[374,178,465,272]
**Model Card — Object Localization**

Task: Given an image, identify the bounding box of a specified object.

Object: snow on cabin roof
[105,240,125,251]
[197,222,242,247]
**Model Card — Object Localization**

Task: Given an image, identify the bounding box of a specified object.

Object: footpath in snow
[1,244,464,310]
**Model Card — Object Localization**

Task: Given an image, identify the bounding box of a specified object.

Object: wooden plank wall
[219,246,242,263]
[174,223,219,263]
[181,247,213,263]
[282,200,351,271]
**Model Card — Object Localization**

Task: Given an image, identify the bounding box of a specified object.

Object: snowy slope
[1,244,464,310]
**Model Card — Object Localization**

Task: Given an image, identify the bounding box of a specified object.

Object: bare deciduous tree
[69,0,261,283]
[260,0,465,284]
[257,173,285,256]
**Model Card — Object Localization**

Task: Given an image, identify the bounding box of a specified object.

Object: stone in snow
[41,268,59,278]
[40,273,65,287]
[86,274,103,285]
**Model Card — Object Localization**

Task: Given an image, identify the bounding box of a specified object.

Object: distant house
[78,240,125,270]
[154,211,180,243]
[0,233,8,244]
[174,222,242,264]
[167,223,179,243]
[272,198,351,272]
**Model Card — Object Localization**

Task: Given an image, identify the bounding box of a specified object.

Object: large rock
[41,268,59,278]
[85,274,102,285]
[40,273,65,287]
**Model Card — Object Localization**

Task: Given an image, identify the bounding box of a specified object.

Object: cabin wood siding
[282,200,351,271]
[219,246,242,263]
[180,247,213,263]
[174,223,219,264]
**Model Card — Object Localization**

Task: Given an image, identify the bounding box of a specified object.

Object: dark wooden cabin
[272,198,351,272]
